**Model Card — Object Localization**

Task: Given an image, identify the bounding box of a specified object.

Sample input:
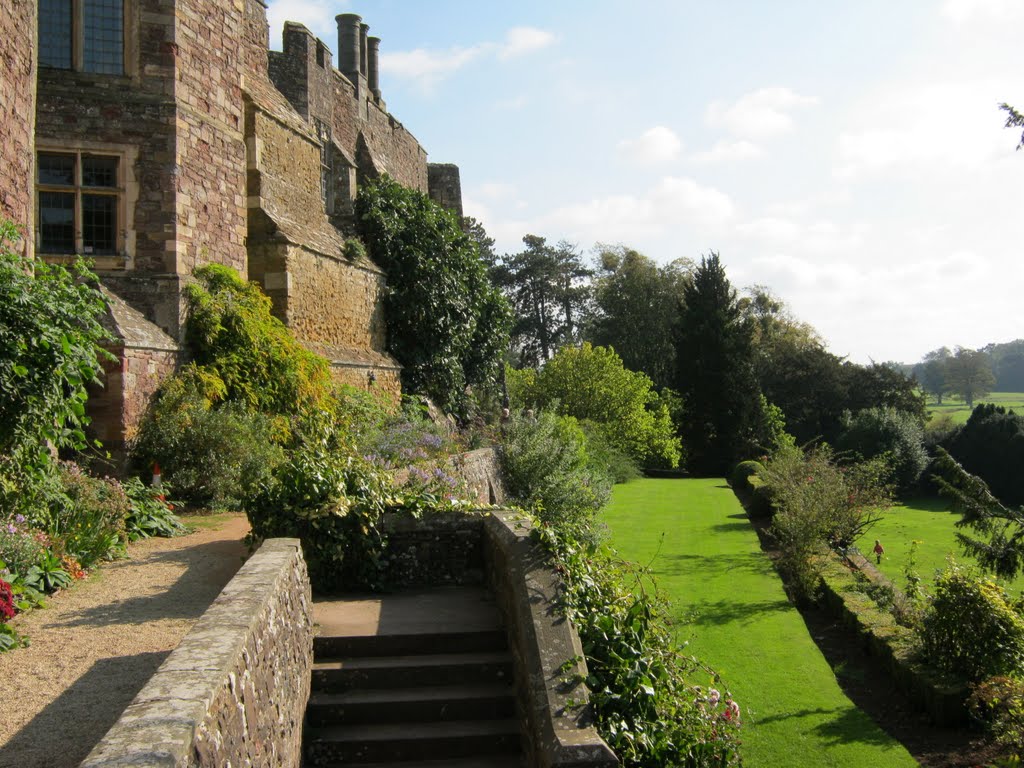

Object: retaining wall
[80,538,313,768]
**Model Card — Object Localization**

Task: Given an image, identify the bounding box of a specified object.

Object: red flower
[0,579,16,621]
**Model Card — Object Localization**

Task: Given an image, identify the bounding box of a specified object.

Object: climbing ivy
[355,176,511,414]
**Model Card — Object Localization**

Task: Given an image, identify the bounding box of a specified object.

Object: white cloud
[941,0,1024,23]
[533,176,735,243]
[381,46,486,87]
[689,139,763,164]
[266,0,347,51]
[706,87,817,139]
[381,26,555,91]
[617,126,683,166]
[498,27,557,59]
[834,80,1014,180]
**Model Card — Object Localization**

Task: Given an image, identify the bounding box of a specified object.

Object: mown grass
[926,391,1024,425]
[602,478,918,768]
[854,497,1024,597]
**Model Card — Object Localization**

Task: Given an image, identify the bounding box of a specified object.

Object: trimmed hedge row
[816,556,969,726]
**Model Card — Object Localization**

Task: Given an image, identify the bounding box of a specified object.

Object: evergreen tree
[673,253,762,474]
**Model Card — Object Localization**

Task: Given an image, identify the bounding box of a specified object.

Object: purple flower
[6,524,16,534]
[14,515,25,524]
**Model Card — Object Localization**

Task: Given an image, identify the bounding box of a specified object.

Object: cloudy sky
[265,0,1023,365]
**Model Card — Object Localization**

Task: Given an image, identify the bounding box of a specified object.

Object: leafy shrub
[729,460,763,495]
[243,415,393,591]
[836,407,928,495]
[184,264,332,415]
[580,421,641,484]
[948,404,1024,508]
[499,410,613,529]
[519,343,682,469]
[43,462,129,569]
[534,519,742,767]
[968,675,1024,755]
[23,551,72,593]
[122,477,186,540]
[0,218,113,509]
[357,396,458,469]
[919,561,1024,681]
[356,176,512,413]
[0,515,44,577]
[131,365,285,509]
[761,446,891,600]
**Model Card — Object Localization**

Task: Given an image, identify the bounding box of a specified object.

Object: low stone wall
[80,539,313,768]
[818,556,968,726]
[382,510,488,588]
[483,511,618,768]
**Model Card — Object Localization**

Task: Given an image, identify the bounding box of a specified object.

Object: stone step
[304,719,521,764]
[314,629,508,659]
[312,758,522,768]
[306,683,517,726]
[312,651,514,692]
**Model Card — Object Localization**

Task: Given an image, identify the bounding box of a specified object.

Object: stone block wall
[80,538,313,768]
[174,0,248,275]
[0,0,37,256]
[428,162,464,218]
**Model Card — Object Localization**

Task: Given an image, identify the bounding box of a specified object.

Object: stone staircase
[303,588,524,767]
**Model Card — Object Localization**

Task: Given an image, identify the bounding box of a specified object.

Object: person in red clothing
[873,539,884,565]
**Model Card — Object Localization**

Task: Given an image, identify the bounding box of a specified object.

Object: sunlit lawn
[854,497,1024,597]
[602,478,918,768]
[926,391,1024,425]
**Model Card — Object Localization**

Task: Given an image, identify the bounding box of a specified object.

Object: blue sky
[266,0,1023,365]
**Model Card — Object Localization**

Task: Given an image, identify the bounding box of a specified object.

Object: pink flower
[707,688,721,706]
[723,699,741,722]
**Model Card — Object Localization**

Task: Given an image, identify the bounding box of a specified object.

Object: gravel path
[0,514,251,768]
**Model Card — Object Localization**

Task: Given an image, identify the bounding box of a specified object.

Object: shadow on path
[0,652,169,768]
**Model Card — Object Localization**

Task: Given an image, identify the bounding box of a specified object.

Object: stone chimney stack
[359,23,369,76]
[367,37,381,100]
[335,13,362,85]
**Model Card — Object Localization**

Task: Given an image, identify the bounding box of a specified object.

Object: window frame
[36,147,131,268]
[38,0,132,76]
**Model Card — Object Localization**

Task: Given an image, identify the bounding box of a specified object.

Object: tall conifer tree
[674,253,762,474]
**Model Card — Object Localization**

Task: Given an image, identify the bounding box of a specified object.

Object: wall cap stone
[484,511,618,768]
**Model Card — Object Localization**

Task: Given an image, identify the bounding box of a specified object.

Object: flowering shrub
[43,462,129,569]
[534,519,742,767]
[0,579,14,621]
[968,675,1024,756]
[0,514,44,577]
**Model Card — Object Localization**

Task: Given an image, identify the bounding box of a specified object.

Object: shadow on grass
[752,705,897,747]
[681,596,791,627]
[656,551,770,579]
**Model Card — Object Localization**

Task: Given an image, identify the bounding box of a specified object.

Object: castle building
[0,0,464,461]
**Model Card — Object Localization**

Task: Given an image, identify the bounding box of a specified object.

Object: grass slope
[855,497,1024,596]
[602,478,918,768]
[926,391,1024,424]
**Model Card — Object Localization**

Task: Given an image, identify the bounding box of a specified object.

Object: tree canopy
[587,245,691,390]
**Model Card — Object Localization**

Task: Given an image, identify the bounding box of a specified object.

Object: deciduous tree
[587,245,691,389]
[946,346,996,408]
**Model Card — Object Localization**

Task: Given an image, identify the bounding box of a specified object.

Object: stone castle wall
[0,0,37,256]
[173,0,248,275]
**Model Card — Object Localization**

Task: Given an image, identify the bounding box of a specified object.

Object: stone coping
[79,538,312,768]
[483,510,617,768]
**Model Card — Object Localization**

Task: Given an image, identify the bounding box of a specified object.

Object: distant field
[854,497,1024,596]
[926,391,1024,424]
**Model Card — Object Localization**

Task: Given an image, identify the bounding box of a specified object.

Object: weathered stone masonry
[0,0,37,256]
[20,0,467,456]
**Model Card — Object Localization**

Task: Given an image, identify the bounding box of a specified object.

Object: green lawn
[926,391,1024,424]
[602,478,918,768]
[854,497,1024,596]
